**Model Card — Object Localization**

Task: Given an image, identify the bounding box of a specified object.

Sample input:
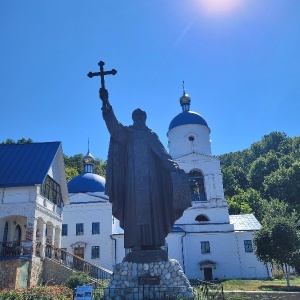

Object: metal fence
[191,280,225,300]
[75,281,225,300]
[90,286,196,300]
[45,244,112,285]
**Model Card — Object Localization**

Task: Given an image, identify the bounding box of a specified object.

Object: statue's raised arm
[99,88,112,115]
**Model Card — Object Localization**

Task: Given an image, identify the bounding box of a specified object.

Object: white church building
[61,90,270,280]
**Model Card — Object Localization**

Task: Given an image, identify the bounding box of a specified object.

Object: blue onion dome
[67,147,106,193]
[68,173,105,193]
[168,90,210,132]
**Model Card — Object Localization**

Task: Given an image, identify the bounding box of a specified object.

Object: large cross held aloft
[87,61,117,89]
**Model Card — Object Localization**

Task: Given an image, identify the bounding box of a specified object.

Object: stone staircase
[43,244,112,286]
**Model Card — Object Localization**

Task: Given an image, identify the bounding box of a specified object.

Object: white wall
[168,124,211,158]
[61,195,114,270]
[166,231,269,280]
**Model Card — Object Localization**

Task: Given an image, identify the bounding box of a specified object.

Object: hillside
[218,132,300,220]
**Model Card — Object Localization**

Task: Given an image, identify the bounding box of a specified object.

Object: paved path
[225,291,300,299]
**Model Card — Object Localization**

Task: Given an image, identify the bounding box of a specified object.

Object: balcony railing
[0,241,33,257]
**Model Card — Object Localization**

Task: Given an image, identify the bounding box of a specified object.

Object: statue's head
[132,108,147,128]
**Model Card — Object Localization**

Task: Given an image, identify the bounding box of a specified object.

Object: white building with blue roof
[0,142,69,289]
[164,90,270,280]
[61,149,123,270]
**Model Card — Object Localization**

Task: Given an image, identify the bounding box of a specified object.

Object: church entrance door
[74,247,84,271]
[204,267,213,281]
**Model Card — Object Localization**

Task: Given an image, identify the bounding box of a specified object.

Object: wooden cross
[87,61,117,89]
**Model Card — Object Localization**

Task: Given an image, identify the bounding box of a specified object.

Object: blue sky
[1,0,299,160]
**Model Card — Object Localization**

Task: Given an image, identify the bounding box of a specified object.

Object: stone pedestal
[104,256,194,299]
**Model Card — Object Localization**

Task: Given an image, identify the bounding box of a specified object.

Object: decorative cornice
[35,204,62,222]
[175,152,220,162]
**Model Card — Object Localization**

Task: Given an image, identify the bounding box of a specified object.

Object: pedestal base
[104,257,194,299]
[123,249,168,263]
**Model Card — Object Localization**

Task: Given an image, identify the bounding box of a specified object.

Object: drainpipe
[110,235,117,266]
[181,231,187,273]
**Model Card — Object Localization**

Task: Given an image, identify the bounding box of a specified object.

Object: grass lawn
[221,277,300,292]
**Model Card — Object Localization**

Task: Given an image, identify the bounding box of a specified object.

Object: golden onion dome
[180,93,191,105]
[83,151,95,164]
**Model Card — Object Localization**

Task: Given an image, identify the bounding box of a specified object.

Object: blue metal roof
[68,173,106,193]
[0,142,61,188]
[168,111,209,131]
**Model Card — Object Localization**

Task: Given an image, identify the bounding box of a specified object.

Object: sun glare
[199,0,241,15]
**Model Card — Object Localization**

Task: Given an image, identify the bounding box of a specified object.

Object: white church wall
[0,187,37,204]
[167,231,269,280]
[113,235,126,265]
[176,158,226,207]
[61,199,114,271]
[168,124,211,158]
[0,198,36,219]
[234,232,270,279]
[166,233,184,267]
[178,206,231,225]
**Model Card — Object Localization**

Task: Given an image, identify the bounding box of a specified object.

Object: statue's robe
[103,109,190,249]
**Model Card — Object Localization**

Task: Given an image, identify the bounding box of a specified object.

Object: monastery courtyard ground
[222,278,300,299]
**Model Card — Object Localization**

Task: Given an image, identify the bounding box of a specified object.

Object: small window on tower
[188,136,194,141]
[195,215,209,222]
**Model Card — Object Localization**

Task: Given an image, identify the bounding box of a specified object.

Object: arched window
[3,222,8,243]
[195,214,210,222]
[189,170,207,201]
[13,225,22,243]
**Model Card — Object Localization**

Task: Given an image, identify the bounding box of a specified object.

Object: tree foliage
[219,132,300,219]
[253,200,300,286]
[63,154,107,181]
[65,272,90,289]
[1,138,33,144]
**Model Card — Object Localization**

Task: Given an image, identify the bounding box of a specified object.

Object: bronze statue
[88,61,191,253]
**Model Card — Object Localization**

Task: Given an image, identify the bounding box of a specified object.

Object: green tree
[65,166,79,182]
[94,158,107,177]
[248,151,280,192]
[227,196,252,215]
[65,272,90,289]
[254,220,300,286]
[64,154,84,174]
[258,132,288,155]
[221,167,242,197]
[263,162,300,208]
[64,154,107,180]
[254,200,300,286]
[228,188,266,221]
[1,138,33,144]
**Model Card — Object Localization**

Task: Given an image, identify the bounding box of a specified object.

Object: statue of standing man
[88,61,191,256]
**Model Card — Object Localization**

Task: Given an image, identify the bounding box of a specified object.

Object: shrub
[272,269,284,279]
[65,271,90,289]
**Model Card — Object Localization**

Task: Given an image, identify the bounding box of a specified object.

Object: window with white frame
[91,246,100,259]
[244,240,253,252]
[201,241,210,254]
